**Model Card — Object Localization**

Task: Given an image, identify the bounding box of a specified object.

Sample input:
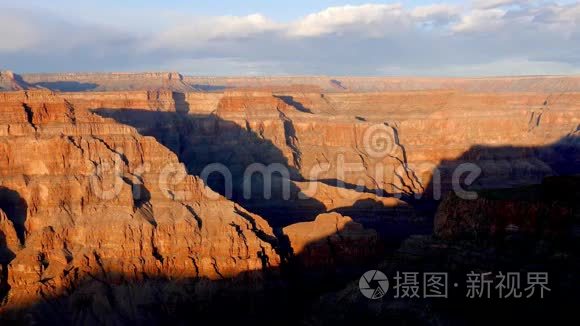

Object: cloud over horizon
[1,1,579,76]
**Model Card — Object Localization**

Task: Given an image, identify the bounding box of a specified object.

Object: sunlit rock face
[0,78,579,324]
[90,89,580,200]
[22,73,580,93]
[0,71,32,91]
[21,72,193,92]
[282,212,379,267]
[0,91,280,314]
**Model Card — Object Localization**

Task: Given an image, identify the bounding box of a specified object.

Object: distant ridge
[0,70,579,93]
[21,71,194,92]
[0,70,34,91]
[182,75,580,93]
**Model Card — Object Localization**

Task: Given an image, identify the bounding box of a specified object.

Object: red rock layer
[21,72,194,92]
[0,71,31,91]
[15,73,580,93]
[56,89,580,199]
[0,91,279,311]
[282,212,378,267]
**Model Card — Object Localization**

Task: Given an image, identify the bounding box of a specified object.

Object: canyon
[6,69,580,93]
[0,72,579,324]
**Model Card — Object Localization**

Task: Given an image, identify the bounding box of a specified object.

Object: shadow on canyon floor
[32,81,99,92]
[1,179,579,325]
[309,134,580,326]
[190,84,231,92]
[92,105,434,246]
[0,257,379,326]
[421,131,580,199]
[0,187,27,246]
[93,107,326,227]
[92,98,415,234]
[273,95,314,114]
[0,187,27,304]
[1,116,579,324]
[93,101,579,239]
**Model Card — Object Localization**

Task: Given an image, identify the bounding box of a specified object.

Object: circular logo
[359,270,389,299]
[362,124,396,158]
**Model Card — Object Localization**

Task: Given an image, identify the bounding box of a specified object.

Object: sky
[0,0,579,76]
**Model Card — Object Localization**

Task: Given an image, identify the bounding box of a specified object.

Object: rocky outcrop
[0,82,579,324]
[88,90,580,196]
[173,75,580,93]
[434,176,580,240]
[0,71,32,91]
[305,178,580,325]
[0,209,19,262]
[55,89,580,226]
[0,91,279,315]
[282,212,378,267]
[88,91,419,230]
[11,72,580,93]
[21,72,193,92]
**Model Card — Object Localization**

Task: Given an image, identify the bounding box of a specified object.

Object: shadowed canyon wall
[0,85,579,324]
[15,72,580,93]
[0,91,281,315]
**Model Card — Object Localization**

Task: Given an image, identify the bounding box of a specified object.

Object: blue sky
[1,1,579,76]
[3,1,454,21]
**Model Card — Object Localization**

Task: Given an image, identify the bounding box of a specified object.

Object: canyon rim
[0,70,578,325]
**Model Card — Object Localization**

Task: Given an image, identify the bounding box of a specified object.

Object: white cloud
[0,9,133,54]
[1,2,580,75]
[472,0,527,10]
[142,57,289,76]
[379,58,580,76]
[288,4,408,37]
[411,4,461,24]
[0,16,40,52]
[147,14,278,50]
[451,8,506,32]
[535,2,580,25]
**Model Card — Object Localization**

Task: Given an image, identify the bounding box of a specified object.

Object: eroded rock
[283,212,378,267]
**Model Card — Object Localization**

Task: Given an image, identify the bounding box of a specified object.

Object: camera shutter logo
[359,270,389,299]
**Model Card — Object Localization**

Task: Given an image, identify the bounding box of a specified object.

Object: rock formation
[0,71,32,91]
[0,72,579,324]
[21,72,194,92]
[17,72,580,93]
[282,212,378,267]
[0,90,279,316]
[434,176,580,240]
[305,176,580,326]
[79,89,580,199]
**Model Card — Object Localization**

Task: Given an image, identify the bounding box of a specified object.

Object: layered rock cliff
[21,72,194,92]
[15,72,580,93]
[0,71,32,91]
[42,88,579,241]
[182,75,580,93]
[434,175,580,240]
[75,90,580,199]
[0,91,280,317]
[282,212,379,267]
[305,175,580,326]
[0,84,579,324]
